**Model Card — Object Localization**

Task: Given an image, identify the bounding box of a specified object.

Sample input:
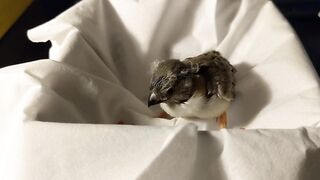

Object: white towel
[1,0,320,179]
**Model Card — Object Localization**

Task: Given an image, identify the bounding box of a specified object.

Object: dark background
[0,0,319,76]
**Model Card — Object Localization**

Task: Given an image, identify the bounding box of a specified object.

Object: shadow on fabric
[228,62,271,128]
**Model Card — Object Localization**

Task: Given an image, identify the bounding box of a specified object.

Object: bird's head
[148,59,197,107]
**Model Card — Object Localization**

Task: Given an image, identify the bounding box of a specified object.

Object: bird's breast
[160,93,230,119]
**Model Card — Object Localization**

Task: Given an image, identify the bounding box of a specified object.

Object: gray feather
[183,50,236,101]
[148,50,236,106]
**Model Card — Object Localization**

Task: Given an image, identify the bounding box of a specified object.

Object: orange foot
[158,111,170,119]
[217,111,227,129]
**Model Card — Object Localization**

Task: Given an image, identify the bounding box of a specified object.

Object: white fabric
[1,0,320,179]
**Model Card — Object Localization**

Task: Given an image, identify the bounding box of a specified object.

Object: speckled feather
[183,50,236,101]
[149,50,236,119]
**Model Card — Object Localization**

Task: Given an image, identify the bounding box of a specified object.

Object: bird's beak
[148,92,162,107]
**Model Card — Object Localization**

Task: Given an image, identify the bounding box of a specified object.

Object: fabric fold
[1,0,320,179]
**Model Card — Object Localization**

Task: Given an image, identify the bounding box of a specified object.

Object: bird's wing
[184,51,236,101]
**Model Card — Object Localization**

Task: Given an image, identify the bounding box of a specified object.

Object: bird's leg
[217,111,227,129]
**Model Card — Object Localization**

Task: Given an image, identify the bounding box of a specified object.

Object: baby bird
[148,51,236,129]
